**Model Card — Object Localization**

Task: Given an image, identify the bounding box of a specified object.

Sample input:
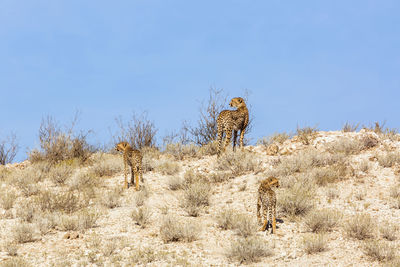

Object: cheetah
[216,97,249,156]
[115,141,143,190]
[257,176,280,234]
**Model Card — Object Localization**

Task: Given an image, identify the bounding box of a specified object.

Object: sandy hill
[0,129,400,266]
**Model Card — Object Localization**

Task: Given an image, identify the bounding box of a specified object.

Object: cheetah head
[115,141,130,152]
[267,176,280,188]
[229,97,246,108]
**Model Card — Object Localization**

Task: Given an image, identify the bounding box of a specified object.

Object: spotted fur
[257,176,279,234]
[115,141,143,190]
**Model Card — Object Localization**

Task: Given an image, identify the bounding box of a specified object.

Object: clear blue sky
[1,1,399,162]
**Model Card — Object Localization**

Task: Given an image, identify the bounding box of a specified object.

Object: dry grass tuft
[377,152,400,168]
[257,132,290,147]
[278,181,315,218]
[216,209,238,230]
[155,161,181,175]
[160,214,201,243]
[164,143,199,160]
[166,176,185,190]
[234,214,257,237]
[304,209,342,232]
[101,188,122,209]
[227,236,272,264]
[302,233,327,254]
[90,154,122,177]
[327,137,363,155]
[131,206,152,228]
[182,182,211,216]
[380,222,398,241]
[0,190,16,210]
[342,122,359,132]
[12,222,37,243]
[48,163,73,185]
[216,150,259,176]
[345,213,374,240]
[363,240,396,262]
[16,201,36,223]
[296,126,318,145]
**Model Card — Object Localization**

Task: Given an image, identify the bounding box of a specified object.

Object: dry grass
[216,209,237,230]
[278,181,315,218]
[68,171,102,191]
[257,132,290,146]
[155,161,181,175]
[303,209,342,233]
[166,176,184,190]
[131,206,152,228]
[3,241,19,257]
[58,214,79,231]
[344,213,374,240]
[12,222,37,243]
[0,190,16,210]
[302,233,327,254]
[380,222,398,241]
[342,122,359,132]
[327,137,363,155]
[377,152,400,168]
[159,214,201,243]
[90,154,122,177]
[101,188,122,209]
[363,240,396,262]
[34,212,57,235]
[296,126,318,145]
[16,201,36,223]
[35,190,85,214]
[215,150,259,176]
[78,208,100,230]
[309,167,340,186]
[227,236,272,264]
[182,182,211,216]
[0,257,29,267]
[234,214,257,237]
[198,140,219,156]
[209,171,231,183]
[127,247,159,265]
[164,143,199,160]
[48,163,73,185]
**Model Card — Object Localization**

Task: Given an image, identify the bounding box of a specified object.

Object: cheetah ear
[239,98,243,102]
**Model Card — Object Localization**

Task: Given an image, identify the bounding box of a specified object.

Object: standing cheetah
[216,97,249,156]
[257,176,280,234]
[115,141,143,190]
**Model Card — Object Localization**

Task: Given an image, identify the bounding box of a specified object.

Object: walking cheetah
[115,141,143,190]
[216,97,249,156]
[257,176,279,234]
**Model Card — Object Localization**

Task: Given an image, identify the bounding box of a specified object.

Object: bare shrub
[198,141,219,156]
[302,233,327,254]
[182,88,227,146]
[278,181,315,218]
[127,247,159,265]
[234,214,257,237]
[34,212,57,235]
[167,176,184,190]
[183,169,208,185]
[345,213,374,240]
[68,171,102,191]
[363,240,396,262]
[35,190,84,214]
[12,222,37,243]
[101,239,119,257]
[131,206,152,228]
[48,163,73,185]
[16,201,36,223]
[358,159,370,173]
[134,189,149,207]
[216,209,238,230]
[90,154,122,177]
[257,132,290,147]
[209,171,231,183]
[296,126,318,145]
[29,114,93,164]
[78,209,99,230]
[303,209,342,232]
[182,182,211,216]
[215,150,259,176]
[390,185,400,199]
[342,122,359,132]
[380,222,398,241]
[155,161,181,175]
[377,152,400,168]
[310,167,340,186]
[361,135,379,150]
[227,236,272,264]
[10,169,41,197]
[0,190,16,210]
[0,132,19,165]
[58,214,79,231]
[160,214,201,243]
[164,143,199,160]
[114,112,157,149]
[101,188,122,209]
[327,137,363,155]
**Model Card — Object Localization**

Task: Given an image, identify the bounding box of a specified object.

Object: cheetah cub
[257,176,279,234]
[115,141,143,190]
[216,97,249,156]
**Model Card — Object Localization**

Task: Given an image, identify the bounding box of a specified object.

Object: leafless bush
[345,213,374,240]
[127,247,159,265]
[327,137,363,155]
[309,167,340,186]
[101,239,119,257]
[361,135,379,150]
[78,209,99,230]
[227,236,272,264]
[34,212,57,235]
[90,154,122,177]
[209,171,231,183]
[390,185,400,199]
[302,233,327,254]
[35,190,85,214]
[167,176,184,190]
[0,190,16,210]
[160,214,201,243]
[215,150,259,176]
[68,172,102,191]
[257,132,290,147]
[358,159,370,173]
[0,132,19,165]
[296,126,318,145]
[134,189,149,207]
[131,206,152,228]
[303,209,342,232]
[16,201,36,223]
[363,240,396,262]
[198,141,219,156]
[183,169,208,185]
[48,163,73,185]
[164,143,199,160]
[155,161,181,175]
[342,122,360,132]
[101,188,122,209]
[12,222,37,243]
[29,114,93,164]
[114,112,157,149]
[377,152,400,168]
[380,222,398,241]
[58,214,79,231]
[216,209,238,230]
[234,214,257,237]
[182,182,211,216]
[278,181,315,218]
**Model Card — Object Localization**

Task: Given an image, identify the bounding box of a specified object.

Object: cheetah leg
[259,203,268,231]
[233,130,238,151]
[139,163,144,183]
[130,166,135,187]
[239,129,245,151]
[135,169,140,191]
[257,196,262,225]
[272,206,277,234]
[224,126,232,151]
[217,125,224,157]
